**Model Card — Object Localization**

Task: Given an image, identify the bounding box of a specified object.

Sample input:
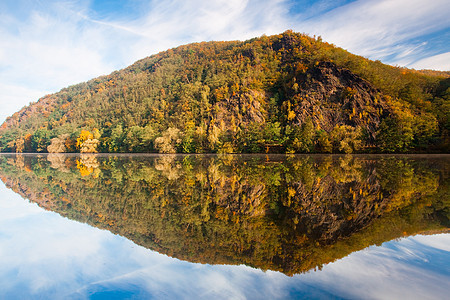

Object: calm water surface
[0,154,448,299]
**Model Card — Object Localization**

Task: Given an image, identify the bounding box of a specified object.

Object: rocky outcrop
[291,61,389,139]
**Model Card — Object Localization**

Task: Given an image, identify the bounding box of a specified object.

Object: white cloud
[0,0,292,124]
[409,52,450,71]
[295,0,450,66]
[0,2,122,122]
[106,0,291,62]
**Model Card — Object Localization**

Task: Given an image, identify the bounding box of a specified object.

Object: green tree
[377,117,413,152]
[285,119,314,153]
[31,129,51,152]
[330,125,364,153]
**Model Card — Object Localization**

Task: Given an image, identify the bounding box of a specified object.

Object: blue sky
[0,0,449,123]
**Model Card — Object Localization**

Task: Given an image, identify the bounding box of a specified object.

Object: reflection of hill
[0,154,448,275]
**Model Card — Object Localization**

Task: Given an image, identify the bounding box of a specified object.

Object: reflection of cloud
[298,234,450,300]
[410,234,450,252]
[0,185,107,296]
[0,181,296,299]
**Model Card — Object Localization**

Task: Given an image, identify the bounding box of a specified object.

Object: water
[0,154,448,299]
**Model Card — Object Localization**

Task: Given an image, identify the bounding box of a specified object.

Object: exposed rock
[290,61,389,140]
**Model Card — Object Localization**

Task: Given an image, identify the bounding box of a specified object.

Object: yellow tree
[77,130,94,149]
[76,130,99,153]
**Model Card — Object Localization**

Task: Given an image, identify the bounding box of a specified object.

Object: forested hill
[1,31,449,154]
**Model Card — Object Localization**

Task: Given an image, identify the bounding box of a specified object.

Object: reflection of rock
[47,154,69,172]
[289,171,386,243]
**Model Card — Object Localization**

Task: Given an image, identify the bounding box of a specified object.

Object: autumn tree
[77,130,100,153]
[330,125,364,153]
[154,127,183,153]
[48,134,70,153]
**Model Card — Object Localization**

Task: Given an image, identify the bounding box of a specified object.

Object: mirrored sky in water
[0,180,449,300]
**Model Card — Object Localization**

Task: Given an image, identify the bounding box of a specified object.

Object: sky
[0,180,449,299]
[0,0,449,123]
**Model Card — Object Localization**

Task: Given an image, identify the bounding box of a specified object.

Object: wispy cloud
[108,0,291,61]
[409,51,450,71]
[296,0,450,66]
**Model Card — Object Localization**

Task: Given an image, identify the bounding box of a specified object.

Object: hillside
[0,31,449,153]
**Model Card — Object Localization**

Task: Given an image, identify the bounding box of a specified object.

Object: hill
[1,31,449,153]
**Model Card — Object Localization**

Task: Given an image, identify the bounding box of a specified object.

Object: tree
[330,125,363,153]
[77,130,100,153]
[315,130,332,153]
[108,125,125,152]
[77,130,94,149]
[154,127,183,153]
[285,119,314,153]
[413,113,438,148]
[7,138,25,153]
[377,117,413,152]
[47,134,69,153]
[31,129,51,152]
[125,126,145,152]
[79,138,100,153]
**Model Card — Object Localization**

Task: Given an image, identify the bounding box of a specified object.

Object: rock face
[215,90,267,128]
[291,61,388,139]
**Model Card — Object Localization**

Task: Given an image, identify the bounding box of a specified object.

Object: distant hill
[1,31,449,153]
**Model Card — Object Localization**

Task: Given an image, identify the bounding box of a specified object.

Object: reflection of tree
[0,154,448,275]
[154,155,181,180]
[15,154,25,169]
[76,154,100,177]
[47,154,70,172]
